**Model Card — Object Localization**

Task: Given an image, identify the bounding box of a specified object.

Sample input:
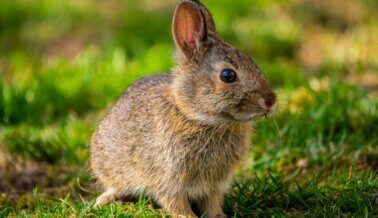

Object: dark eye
[220,69,237,83]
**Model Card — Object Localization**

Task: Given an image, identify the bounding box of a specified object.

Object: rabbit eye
[220,69,237,83]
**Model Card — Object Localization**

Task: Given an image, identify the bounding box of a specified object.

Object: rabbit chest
[158,111,252,195]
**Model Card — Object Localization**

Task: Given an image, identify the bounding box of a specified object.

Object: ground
[0,0,377,217]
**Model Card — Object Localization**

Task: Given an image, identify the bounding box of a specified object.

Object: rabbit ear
[172,1,207,58]
[189,0,216,33]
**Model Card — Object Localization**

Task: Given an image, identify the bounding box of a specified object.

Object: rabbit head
[172,0,277,125]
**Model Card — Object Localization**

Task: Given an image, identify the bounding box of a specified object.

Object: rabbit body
[91,0,277,217]
[91,74,251,216]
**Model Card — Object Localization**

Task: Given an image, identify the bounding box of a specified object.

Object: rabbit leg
[94,187,118,207]
[197,190,226,218]
[159,195,196,218]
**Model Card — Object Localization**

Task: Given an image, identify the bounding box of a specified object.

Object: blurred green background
[0,0,377,216]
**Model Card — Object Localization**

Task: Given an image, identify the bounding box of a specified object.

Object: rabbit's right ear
[172,1,208,59]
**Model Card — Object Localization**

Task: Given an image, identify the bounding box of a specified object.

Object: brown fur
[90,1,277,217]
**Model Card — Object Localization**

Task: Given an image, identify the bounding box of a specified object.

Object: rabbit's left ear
[172,1,207,58]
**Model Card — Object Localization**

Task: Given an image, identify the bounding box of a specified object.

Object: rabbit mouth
[227,111,266,122]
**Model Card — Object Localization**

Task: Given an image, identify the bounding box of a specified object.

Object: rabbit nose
[264,92,276,108]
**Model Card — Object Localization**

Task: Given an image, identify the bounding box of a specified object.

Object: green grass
[0,0,377,217]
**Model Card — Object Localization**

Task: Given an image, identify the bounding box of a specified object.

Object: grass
[0,0,377,217]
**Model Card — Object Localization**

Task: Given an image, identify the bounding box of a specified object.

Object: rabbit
[90,0,277,217]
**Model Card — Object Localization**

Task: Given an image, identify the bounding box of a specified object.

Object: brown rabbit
[90,0,277,217]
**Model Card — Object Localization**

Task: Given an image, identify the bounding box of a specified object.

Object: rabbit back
[90,74,174,192]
